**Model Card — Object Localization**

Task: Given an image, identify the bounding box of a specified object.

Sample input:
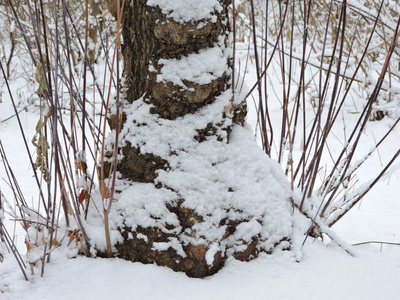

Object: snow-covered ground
[1,3,400,297]
[1,73,400,299]
[1,242,399,300]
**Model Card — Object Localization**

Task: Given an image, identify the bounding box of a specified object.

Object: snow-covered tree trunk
[107,0,243,182]
[105,0,293,278]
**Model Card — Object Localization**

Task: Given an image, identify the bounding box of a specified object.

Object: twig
[352,241,400,247]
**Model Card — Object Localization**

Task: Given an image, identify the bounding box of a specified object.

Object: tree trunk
[105,0,292,278]
[107,0,240,183]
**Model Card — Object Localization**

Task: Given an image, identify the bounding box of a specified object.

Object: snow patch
[146,0,222,23]
[156,46,228,88]
[234,221,263,242]
[205,243,220,266]
[152,238,187,258]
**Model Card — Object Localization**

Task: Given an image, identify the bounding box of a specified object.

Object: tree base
[116,225,226,278]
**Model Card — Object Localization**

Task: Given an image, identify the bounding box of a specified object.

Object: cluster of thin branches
[235,0,400,240]
[0,0,123,278]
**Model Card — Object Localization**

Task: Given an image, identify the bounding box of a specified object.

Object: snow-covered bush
[236,0,400,238]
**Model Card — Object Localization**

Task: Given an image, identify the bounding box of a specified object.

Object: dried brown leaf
[101,182,110,199]
[25,238,32,252]
[67,231,76,247]
[78,189,88,204]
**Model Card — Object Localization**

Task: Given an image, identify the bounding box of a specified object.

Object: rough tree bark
[107,0,242,183]
[104,0,292,278]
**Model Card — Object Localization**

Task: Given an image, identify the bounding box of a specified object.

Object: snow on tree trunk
[103,0,293,278]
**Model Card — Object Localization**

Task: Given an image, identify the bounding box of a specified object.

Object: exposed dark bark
[117,143,168,183]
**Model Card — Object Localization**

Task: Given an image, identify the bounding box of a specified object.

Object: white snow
[146,0,222,23]
[205,243,220,265]
[156,45,228,88]
[152,238,186,258]
[114,183,180,233]
[2,74,400,300]
[2,71,400,300]
[1,242,400,300]
[103,88,293,255]
[1,1,400,298]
